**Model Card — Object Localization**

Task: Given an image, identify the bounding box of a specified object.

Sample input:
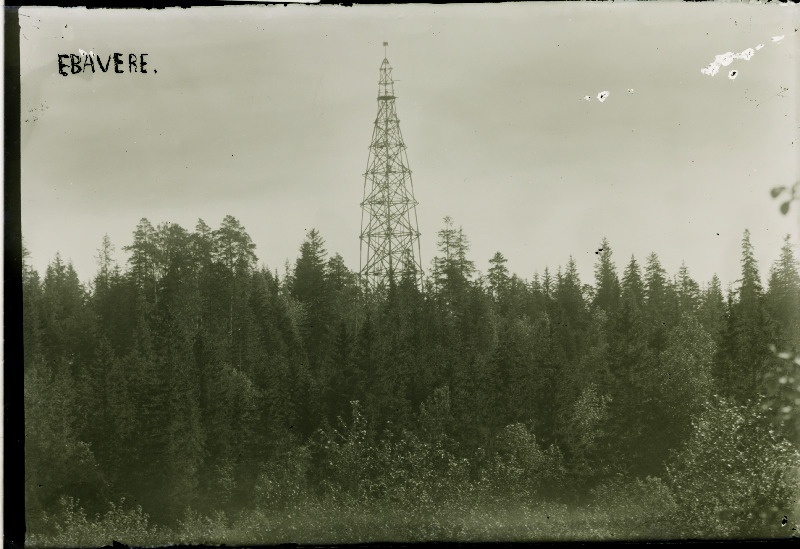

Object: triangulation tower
[359,43,423,290]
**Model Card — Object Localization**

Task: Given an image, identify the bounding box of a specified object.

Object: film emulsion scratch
[19,3,800,546]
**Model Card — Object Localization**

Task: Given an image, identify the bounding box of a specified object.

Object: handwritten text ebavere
[57,53,153,76]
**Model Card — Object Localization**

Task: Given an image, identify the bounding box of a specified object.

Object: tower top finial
[383,41,388,57]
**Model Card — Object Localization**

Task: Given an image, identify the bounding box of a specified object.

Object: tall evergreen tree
[715,230,770,401]
[291,229,332,369]
[40,254,96,371]
[621,255,644,310]
[22,241,43,371]
[542,266,553,299]
[487,251,510,302]
[765,235,800,351]
[593,238,620,315]
[213,215,258,359]
[698,274,726,345]
[433,217,475,301]
[643,252,676,352]
[675,262,701,317]
[94,234,116,296]
[553,258,589,362]
[454,226,476,282]
[432,216,457,292]
[124,218,160,307]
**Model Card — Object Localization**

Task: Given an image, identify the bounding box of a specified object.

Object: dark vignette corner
[5,5,25,549]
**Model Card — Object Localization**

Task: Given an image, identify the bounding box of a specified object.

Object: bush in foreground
[26,496,167,548]
[667,397,800,539]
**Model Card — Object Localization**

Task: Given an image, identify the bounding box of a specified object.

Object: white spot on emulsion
[627,88,635,94]
[582,95,591,101]
[701,46,756,77]
[728,70,738,80]
[756,43,765,51]
[772,35,785,43]
[597,91,609,102]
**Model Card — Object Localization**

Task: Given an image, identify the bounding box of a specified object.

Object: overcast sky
[20,3,800,291]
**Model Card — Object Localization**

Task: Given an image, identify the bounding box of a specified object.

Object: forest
[22,215,800,545]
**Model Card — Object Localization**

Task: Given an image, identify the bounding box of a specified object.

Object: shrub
[666,397,800,539]
[376,430,471,511]
[561,383,613,485]
[762,348,800,445]
[28,496,164,548]
[585,476,678,539]
[480,423,565,504]
[176,508,230,546]
[308,400,374,501]
[309,400,472,511]
[254,445,312,511]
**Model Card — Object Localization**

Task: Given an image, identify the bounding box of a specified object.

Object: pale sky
[19,3,800,290]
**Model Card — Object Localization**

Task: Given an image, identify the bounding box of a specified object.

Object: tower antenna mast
[359,43,423,291]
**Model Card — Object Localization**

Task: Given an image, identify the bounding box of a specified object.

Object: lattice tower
[359,43,423,290]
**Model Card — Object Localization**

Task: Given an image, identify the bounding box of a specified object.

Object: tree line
[23,215,800,543]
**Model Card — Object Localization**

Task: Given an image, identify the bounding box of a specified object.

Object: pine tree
[155,222,193,301]
[213,216,258,360]
[213,216,257,277]
[192,219,215,268]
[124,218,160,307]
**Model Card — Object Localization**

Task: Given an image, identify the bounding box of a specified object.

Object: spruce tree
[593,237,620,315]
[715,230,770,401]
[699,274,726,345]
[487,251,510,302]
[291,228,332,369]
[765,235,800,350]
[621,255,644,310]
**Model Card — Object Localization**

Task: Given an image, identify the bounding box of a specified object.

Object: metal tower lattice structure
[359,43,423,290]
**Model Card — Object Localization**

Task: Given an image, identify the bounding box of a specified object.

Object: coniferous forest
[23,215,800,545]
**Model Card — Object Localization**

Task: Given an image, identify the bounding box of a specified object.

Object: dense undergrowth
[27,398,800,546]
